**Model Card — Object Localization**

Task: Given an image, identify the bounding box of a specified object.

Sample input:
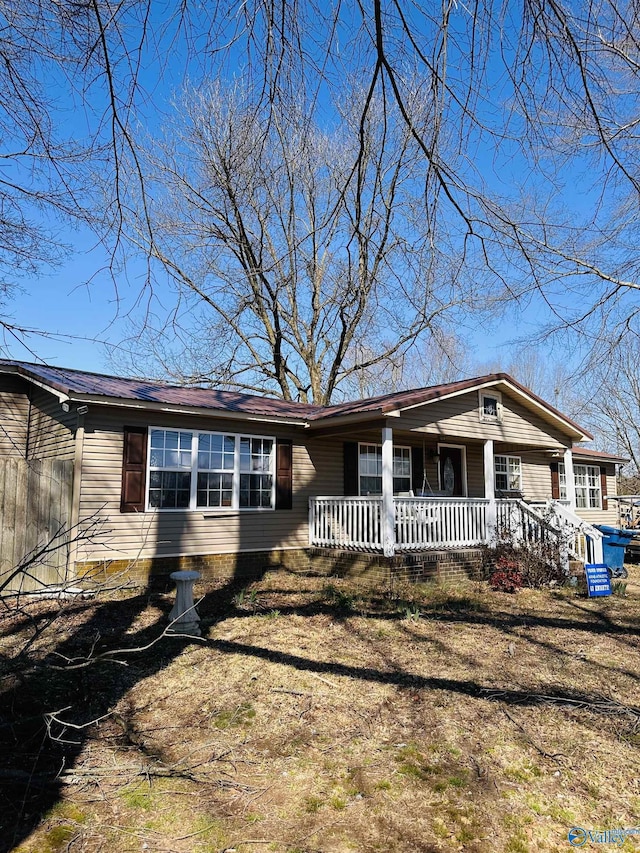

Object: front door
[439,446,465,496]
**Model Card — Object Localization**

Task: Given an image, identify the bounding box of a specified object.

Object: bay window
[148,428,275,510]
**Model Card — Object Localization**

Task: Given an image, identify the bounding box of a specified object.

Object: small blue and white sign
[584,564,612,598]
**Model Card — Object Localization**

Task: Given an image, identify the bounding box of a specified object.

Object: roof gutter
[64,393,311,427]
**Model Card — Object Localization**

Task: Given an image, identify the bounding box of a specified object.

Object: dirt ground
[1,563,639,853]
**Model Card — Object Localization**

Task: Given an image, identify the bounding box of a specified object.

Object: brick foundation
[77,546,485,588]
[77,549,312,588]
[307,547,485,584]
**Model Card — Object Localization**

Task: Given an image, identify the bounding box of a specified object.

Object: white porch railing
[309,496,491,552]
[309,496,384,550]
[309,495,603,566]
[395,496,490,549]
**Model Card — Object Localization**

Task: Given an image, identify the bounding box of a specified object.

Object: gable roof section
[0,360,592,440]
[313,373,593,441]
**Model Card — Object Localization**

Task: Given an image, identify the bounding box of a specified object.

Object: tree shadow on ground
[1,571,638,852]
[0,571,265,853]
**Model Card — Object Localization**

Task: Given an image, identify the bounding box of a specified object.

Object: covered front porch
[307,427,603,567]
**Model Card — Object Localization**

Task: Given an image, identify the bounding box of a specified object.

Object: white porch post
[381,426,395,557]
[484,439,497,545]
[563,448,576,511]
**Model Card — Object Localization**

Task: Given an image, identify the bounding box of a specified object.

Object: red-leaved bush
[489,557,523,592]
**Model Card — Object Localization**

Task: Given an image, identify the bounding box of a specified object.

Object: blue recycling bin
[594,525,634,577]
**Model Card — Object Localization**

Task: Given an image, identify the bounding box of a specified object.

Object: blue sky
[0,3,623,392]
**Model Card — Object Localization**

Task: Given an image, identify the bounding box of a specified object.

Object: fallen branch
[48,596,207,670]
[307,671,339,689]
[482,689,640,721]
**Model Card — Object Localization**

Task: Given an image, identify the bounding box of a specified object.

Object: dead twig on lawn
[307,671,339,689]
[48,597,207,670]
[502,710,566,764]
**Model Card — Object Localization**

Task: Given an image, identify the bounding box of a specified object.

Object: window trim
[147,427,276,512]
[479,389,502,423]
[494,454,522,493]
[558,461,602,509]
[572,463,602,510]
[357,442,412,496]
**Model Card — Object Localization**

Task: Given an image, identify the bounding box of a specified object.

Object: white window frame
[494,454,522,492]
[573,463,602,510]
[479,389,502,423]
[147,427,276,512]
[358,443,412,496]
[558,462,601,509]
[558,461,568,501]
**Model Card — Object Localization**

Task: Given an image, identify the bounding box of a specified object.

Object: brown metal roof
[317,374,503,417]
[571,446,629,464]
[0,360,322,420]
[0,360,592,440]
[315,372,593,439]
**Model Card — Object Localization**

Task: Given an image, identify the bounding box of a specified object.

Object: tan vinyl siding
[575,462,619,526]
[27,388,76,461]
[0,375,30,457]
[76,408,335,564]
[464,444,485,497]
[396,390,571,447]
[519,454,558,502]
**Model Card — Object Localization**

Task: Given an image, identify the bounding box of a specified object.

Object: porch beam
[305,417,390,439]
[484,439,497,545]
[381,426,395,557]
[563,447,576,510]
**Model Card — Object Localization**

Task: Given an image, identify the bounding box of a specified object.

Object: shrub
[489,565,523,593]
[485,532,568,589]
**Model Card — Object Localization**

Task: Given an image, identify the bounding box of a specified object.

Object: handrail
[543,500,604,564]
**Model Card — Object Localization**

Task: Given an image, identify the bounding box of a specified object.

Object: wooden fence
[0,457,74,594]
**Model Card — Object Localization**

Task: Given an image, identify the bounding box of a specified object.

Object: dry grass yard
[1,563,639,852]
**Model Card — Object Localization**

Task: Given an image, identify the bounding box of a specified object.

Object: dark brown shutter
[600,466,608,511]
[275,439,293,509]
[121,426,148,513]
[344,442,359,496]
[411,446,424,495]
[550,462,560,500]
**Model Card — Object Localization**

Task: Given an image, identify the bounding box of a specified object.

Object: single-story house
[0,360,628,591]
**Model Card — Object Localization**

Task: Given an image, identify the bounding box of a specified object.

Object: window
[358,444,411,495]
[558,462,567,501]
[196,433,235,508]
[149,429,193,509]
[148,428,275,511]
[574,464,601,509]
[558,462,602,509]
[240,436,274,508]
[480,390,502,422]
[494,455,522,492]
